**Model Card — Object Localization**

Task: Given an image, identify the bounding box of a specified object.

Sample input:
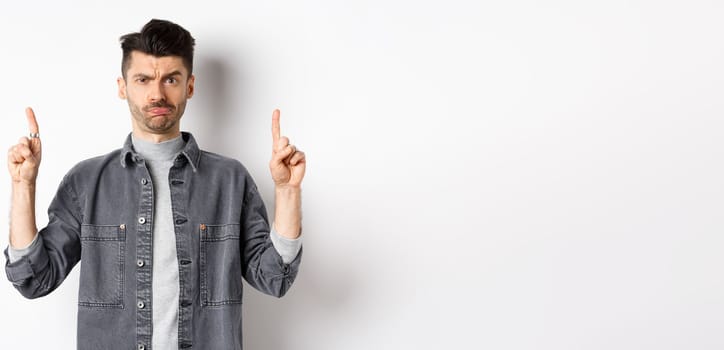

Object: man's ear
[187,74,195,99]
[117,77,127,99]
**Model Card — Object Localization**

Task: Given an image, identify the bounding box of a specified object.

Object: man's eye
[166,78,177,84]
[136,78,147,83]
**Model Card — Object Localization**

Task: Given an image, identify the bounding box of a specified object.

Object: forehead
[126,51,188,76]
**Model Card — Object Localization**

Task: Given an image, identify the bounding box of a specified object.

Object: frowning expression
[118,51,195,136]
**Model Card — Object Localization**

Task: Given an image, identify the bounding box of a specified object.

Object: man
[5,19,304,350]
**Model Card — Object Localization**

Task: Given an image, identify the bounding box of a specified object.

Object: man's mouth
[148,107,171,116]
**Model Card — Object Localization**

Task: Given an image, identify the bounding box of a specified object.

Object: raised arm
[8,107,42,248]
[269,109,305,239]
[5,108,81,299]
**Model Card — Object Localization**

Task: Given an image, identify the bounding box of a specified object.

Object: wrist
[273,185,302,239]
[12,181,36,192]
[275,183,301,194]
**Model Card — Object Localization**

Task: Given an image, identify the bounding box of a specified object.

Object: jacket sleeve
[240,182,302,298]
[4,176,82,299]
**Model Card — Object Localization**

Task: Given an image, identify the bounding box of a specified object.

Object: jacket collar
[120,132,200,172]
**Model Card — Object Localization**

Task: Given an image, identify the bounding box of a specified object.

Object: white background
[1,0,723,349]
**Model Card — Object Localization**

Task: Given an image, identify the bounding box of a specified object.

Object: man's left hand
[270,109,306,188]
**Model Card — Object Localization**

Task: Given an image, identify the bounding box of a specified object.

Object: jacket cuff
[4,234,49,285]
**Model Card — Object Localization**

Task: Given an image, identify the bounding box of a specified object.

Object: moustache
[143,102,175,112]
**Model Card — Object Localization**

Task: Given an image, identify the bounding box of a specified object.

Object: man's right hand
[8,107,42,186]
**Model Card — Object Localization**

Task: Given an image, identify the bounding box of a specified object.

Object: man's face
[117,51,195,137]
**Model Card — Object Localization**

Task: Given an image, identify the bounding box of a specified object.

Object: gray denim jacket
[4,132,302,350]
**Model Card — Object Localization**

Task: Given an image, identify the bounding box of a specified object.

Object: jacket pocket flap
[200,224,240,241]
[80,224,125,241]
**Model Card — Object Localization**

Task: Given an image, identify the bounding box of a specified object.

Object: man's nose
[147,81,165,102]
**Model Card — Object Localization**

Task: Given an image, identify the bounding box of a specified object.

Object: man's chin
[145,119,177,133]
[148,113,170,120]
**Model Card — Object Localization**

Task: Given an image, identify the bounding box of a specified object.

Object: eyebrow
[131,71,184,80]
[163,71,184,79]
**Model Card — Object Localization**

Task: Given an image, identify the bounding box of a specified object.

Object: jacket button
[119,224,126,230]
[138,217,146,224]
[136,260,144,267]
[138,345,145,350]
[199,224,206,230]
[137,301,145,309]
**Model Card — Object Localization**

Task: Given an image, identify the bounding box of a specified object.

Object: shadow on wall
[192,56,359,349]
[189,55,235,153]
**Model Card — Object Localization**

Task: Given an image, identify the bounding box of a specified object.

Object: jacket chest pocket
[200,224,243,306]
[78,224,125,308]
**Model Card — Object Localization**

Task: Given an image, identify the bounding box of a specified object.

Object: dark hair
[119,19,195,78]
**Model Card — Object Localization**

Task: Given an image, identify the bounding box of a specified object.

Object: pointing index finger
[26,107,39,134]
[272,109,281,142]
